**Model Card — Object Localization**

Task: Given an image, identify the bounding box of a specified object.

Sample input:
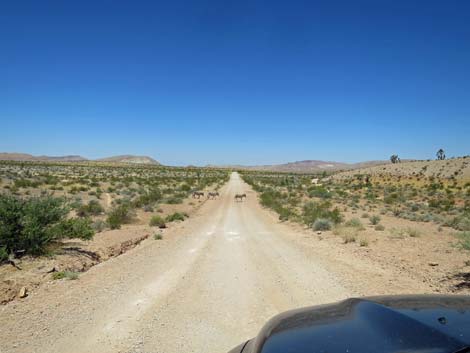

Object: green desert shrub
[449,213,470,231]
[302,201,342,226]
[47,217,94,241]
[166,212,187,222]
[133,188,162,208]
[164,196,183,204]
[457,231,470,250]
[0,246,8,262]
[428,197,454,211]
[0,194,94,256]
[308,186,331,199]
[260,189,296,221]
[369,215,381,225]
[106,204,134,229]
[313,218,333,231]
[344,218,365,230]
[277,207,295,221]
[179,183,191,192]
[14,179,40,189]
[374,224,385,231]
[407,227,421,238]
[52,271,79,280]
[260,189,283,209]
[77,200,104,217]
[384,192,399,204]
[149,215,166,228]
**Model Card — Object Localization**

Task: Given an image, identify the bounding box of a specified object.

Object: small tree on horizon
[390,155,400,164]
[436,149,446,160]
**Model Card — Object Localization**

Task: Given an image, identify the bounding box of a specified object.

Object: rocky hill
[331,157,470,182]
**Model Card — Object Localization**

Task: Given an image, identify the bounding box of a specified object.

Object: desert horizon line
[0,150,468,168]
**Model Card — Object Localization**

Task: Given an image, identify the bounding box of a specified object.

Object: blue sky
[1,0,469,166]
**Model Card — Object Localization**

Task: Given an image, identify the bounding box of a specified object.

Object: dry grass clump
[359,238,369,247]
[369,215,381,225]
[344,218,365,230]
[52,271,79,280]
[389,227,421,239]
[333,225,359,244]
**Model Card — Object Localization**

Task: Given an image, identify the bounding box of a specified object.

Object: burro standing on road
[234,193,246,202]
[207,191,220,199]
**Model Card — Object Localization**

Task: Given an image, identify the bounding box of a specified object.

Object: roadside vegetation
[0,160,229,262]
[240,156,470,292]
[0,194,94,259]
[241,156,470,255]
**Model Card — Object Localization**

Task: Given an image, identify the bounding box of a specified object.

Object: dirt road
[0,172,431,353]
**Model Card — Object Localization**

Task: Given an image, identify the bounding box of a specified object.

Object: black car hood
[232,295,470,353]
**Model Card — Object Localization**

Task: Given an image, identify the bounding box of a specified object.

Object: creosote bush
[0,246,8,262]
[308,186,331,199]
[344,218,365,230]
[369,215,381,225]
[302,201,342,227]
[457,231,470,250]
[77,200,104,217]
[106,204,134,229]
[149,215,166,228]
[52,271,79,280]
[166,212,187,222]
[0,194,94,256]
[133,188,162,208]
[449,213,470,231]
[165,196,183,204]
[374,224,385,231]
[260,189,295,221]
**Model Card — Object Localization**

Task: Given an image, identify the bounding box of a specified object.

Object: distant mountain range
[0,152,389,172]
[95,155,159,165]
[0,153,160,165]
[208,160,388,173]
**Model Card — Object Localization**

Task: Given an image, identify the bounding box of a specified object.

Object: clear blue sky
[1,1,469,166]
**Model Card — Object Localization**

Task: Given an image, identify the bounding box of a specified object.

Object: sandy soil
[0,173,450,353]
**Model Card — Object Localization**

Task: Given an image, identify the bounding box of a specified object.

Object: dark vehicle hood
[229,295,470,353]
